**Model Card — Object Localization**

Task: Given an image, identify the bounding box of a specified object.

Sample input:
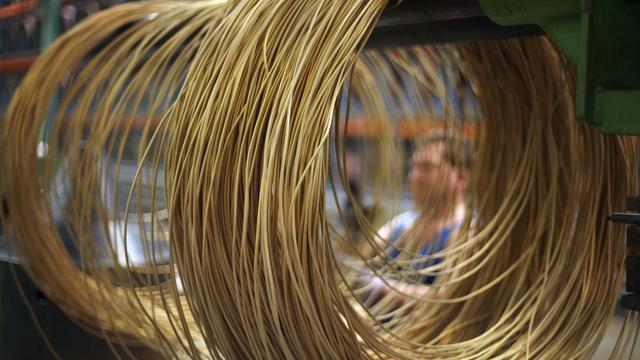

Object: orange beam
[0,0,36,19]
[338,118,476,138]
[0,54,38,73]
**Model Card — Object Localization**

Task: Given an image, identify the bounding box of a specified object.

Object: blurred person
[359,129,470,302]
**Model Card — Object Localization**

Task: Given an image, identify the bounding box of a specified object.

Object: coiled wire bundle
[1,1,636,359]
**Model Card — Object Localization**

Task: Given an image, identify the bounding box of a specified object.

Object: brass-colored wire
[1,1,637,359]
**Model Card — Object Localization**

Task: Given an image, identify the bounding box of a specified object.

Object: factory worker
[359,129,470,306]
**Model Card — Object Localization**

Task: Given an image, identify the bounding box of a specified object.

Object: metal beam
[366,0,543,48]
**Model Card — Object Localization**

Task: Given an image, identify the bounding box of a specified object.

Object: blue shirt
[384,212,455,285]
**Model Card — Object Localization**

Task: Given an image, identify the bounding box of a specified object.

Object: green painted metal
[39,0,60,155]
[479,0,580,23]
[40,0,60,51]
[480,0,581,61]
[480,0,640,135]
[596,90,640,134]
[0,2,62,195]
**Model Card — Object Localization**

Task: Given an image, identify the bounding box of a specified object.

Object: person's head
[407,130,470,210]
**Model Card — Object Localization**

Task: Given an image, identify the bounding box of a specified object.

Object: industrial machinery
[374,0,640,134]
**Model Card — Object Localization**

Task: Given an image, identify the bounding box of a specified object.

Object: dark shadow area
[0,261,165,360]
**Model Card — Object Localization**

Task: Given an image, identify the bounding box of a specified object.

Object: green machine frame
[481,0,640,134]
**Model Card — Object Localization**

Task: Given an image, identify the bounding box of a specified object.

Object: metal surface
[368,16,542,49]
[481,0,640,134]
[607,199,640,313]
[366,0,543,48]
[608,212,640,226]
[40,0,61,167]
[376,0,484,27]
[40,0,60,51]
